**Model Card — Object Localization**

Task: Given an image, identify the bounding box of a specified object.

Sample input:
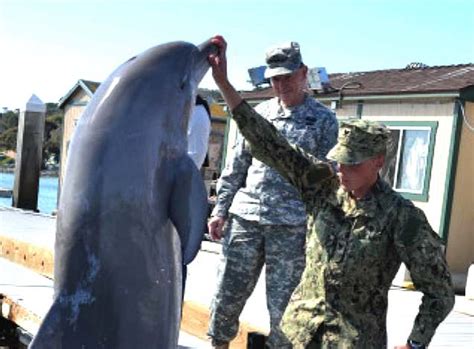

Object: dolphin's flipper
[170,157,208,265]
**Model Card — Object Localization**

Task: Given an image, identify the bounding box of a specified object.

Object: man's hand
[208,35,228,86]
[208,216,226,241]
[394,345,410,349]
[208,35,243,111]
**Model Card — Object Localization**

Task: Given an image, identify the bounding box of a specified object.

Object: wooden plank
[0,235,53,278]
[0,258,213,348]
[181,301,268,349]
[0,221,269,347]
[0,257,54,335]
[181,301,214,343]
[1,295,43,337]
[0,188,13,198]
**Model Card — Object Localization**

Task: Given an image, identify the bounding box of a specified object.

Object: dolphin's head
[173,39,217,128]
[75,39,217,155]
[154,39,217,136]
[147,40,213,144]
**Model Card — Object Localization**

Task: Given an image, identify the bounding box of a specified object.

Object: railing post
[12,95,46,211]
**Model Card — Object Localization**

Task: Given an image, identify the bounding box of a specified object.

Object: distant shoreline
[0,167,59,177]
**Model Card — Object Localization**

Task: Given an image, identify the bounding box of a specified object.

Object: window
[380,121,438,202]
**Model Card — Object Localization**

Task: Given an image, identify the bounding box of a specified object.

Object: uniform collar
[337,178,388,218]
[268,93,309,120]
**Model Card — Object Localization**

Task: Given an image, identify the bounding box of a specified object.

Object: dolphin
[29,39,216,349]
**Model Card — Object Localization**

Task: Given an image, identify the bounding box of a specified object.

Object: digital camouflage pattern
[229,101,455,349]
[212,94,338,225]
[327,119,391,165]
[264,41,303,78]
[208,216,306,347]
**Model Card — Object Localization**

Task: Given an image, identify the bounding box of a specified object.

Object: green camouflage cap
[264,41,303,79]
[327,119,390,164]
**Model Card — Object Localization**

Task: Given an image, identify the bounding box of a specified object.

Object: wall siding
[446,101,474,274]
[60,90,91,182]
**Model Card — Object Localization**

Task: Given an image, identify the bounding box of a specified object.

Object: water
[0,172,58,214]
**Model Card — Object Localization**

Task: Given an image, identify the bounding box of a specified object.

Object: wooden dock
[0,187,13,198]
[0,206,473,348]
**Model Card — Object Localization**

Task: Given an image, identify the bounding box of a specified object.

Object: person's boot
[212,344,229,349]
[247,332,266,348]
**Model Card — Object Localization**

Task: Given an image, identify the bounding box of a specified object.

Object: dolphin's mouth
[193,39,218,85]
[197,38,218,57]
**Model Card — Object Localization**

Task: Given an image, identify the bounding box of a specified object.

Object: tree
[0,126,18,150]
[0,110,19,132]
[41,104,63,168]
[0,104,63,169]
[43,117,62,166]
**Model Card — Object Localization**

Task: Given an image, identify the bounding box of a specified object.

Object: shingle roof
[240,64,474,100]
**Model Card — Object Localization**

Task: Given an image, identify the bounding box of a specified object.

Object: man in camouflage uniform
[207,40,338,348]
[208,35,454,349]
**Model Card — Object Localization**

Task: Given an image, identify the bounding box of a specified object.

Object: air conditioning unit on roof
[248,66,270,88]
[308,67,330,92]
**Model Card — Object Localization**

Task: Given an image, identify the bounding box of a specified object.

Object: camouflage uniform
[209,95,338,347]
[228,101,455,349]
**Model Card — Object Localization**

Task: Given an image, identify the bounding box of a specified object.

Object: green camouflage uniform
[209,95,338,347]
[228,101,455,349]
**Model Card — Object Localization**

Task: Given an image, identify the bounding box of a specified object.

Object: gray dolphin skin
[29,39,216,349]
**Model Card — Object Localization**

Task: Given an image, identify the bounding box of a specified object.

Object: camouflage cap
[264,41,303,79]
[327,119,390,164]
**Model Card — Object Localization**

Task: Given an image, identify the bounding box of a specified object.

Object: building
[57,79,100,183]
[224,63,474,290]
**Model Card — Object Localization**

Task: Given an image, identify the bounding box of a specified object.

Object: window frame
[381,120,438,202]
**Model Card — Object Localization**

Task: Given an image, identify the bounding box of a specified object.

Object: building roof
[58,79,100,109]
[81,79,100,94]
[240,63,474,101]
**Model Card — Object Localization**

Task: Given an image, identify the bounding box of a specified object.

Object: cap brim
[326,144,368,165]
[264,66,296,79]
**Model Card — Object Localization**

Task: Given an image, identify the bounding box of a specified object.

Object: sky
[0,0,473,110]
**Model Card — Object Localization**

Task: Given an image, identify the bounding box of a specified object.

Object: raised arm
[208,36,333,197]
